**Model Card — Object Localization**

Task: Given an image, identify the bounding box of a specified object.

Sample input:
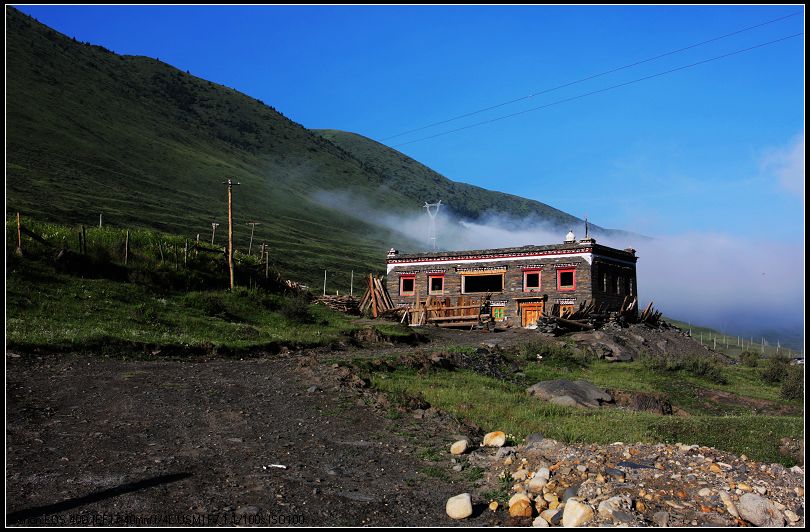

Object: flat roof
[388,240,636,263]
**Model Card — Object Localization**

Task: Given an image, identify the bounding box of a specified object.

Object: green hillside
[6,6,617,290]
[315,129,587,228]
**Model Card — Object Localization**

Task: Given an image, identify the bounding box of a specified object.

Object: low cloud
[311,190,804,344]
[761,132,805,197]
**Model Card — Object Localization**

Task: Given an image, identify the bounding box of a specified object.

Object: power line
[391,32,803,148]
[381,11,802,142]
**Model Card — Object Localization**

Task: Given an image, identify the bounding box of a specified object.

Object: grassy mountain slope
[6,7,415,288]
[7,6,615,290]
[315,129,588,228]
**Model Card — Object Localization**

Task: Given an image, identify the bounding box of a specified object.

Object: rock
[537,467,550,480]
[698,488,712,497]
[540,509,562,526]
[450,440,468,455]
[719,491,739,518]
[495,446,514,460]
[483,431,507,447]
[527,475,548,493]
[509,493,533,518]
[652,511,669,527]
[526,379,613,408]
[562,498,593,527]
[306,385,319,393]
[452,464,463,472]
[785,510,800,523]
[488,501,498,512]
[512,468,528,481]
[611,511,634,524]
[604,467,625,481]
[562,484,581,502]
[446,493,473,519]
[736,493,786,527]
[532,515,549,527]
[597,496,627,519]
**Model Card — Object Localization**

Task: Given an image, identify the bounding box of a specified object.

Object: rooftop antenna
[424,200,442,251]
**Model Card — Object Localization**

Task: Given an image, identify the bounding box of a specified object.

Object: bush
[740,351,759,367]
[182,292,226,317]
[761,356,790,385]
[780,366,803,401]
[641,353,727,384]
[280,295,314,324]
[682,355,728,384]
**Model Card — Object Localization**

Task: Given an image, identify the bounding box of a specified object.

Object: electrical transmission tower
[424,200,442,251]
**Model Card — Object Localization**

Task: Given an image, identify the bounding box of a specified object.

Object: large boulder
[526,380,613,408]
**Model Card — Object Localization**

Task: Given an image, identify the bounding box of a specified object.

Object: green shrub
[780,366,803,401]
[682,355,728,385]
[182,292,226,317]
[280,295,314,324]
[740,351,760,367]
[761,356,790,385]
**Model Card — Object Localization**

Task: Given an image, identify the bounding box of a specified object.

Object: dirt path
[6,352,491,526]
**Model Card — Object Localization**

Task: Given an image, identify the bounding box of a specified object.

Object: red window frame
[400,275,416,296]
[557,268,577,291]
[428,274,445,295]
[523,269,542,292]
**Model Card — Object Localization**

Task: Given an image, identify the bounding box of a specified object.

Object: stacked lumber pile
[639,301,663,327]
[314,295,360,315]
[359,274,396,318]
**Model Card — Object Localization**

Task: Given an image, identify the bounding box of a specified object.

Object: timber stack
[314,295,360,315]
[359,274,396,318]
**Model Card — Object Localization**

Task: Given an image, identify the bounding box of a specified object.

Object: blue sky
[13,4,805,239]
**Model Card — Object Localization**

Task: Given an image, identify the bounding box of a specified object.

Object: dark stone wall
[386,256,597,326]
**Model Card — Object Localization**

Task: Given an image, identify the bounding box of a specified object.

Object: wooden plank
[427,315,489,322]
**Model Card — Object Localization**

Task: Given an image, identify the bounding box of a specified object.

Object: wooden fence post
[124,230,129,265]
[81,225,87,255]
[15,212,22,256]
[184,239,188,266]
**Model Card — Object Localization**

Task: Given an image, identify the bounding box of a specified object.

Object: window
[557,269,576,291]
[523,271,541,291]
[400,275,415,296]
[602,273,608,293]
[629,278,634,296]
[491,306,505,321]
[616,276,623,295]
[462,274,503,293]
[428,275,444,295]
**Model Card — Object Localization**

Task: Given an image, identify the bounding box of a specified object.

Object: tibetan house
[385,231,637,328]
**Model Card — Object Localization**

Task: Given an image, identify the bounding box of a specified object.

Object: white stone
[532,515,550,527]
[562,498,593,527]
[698,488,712,497]
[483,431,507,447]
[446,493,473,520]
[597,496,626,519]
[450,440,468,455]
[527,475,548,493]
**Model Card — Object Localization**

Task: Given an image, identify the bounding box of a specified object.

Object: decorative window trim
[428,274,445,295]
[461,272,504,294]
[557,268,577,291]
[400,275,416,296]
[523,270,542,292]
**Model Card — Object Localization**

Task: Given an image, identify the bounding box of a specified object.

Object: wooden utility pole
[223,178,240,290]
[246,221,261,256]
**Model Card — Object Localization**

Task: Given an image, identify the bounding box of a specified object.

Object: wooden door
[521,302,544,327]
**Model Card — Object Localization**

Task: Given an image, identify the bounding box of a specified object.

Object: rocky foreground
[446,432,804,527]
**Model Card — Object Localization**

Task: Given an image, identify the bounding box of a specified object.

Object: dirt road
[7,352,490,526]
